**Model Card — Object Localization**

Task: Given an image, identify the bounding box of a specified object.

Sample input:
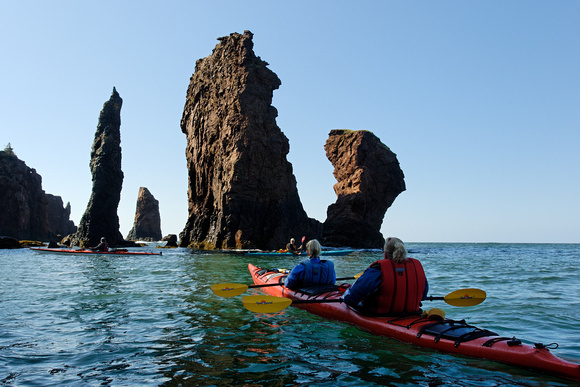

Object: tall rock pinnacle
[179,31,321,249]
[73,88,126,247]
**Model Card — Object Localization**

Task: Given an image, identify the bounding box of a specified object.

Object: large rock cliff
[46,194,77,238]
[0,147,76,241]
[322,130,406,248]
[126,187,162,241]
[73,88,129,248]
[180,31,321,249]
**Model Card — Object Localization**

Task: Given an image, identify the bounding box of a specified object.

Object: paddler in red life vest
[90,237,109,252]
[284,239,336,290]
[343,237,429,316]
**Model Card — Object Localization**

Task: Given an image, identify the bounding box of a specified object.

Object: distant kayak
[29,247,162,256]
[243,249,355,257]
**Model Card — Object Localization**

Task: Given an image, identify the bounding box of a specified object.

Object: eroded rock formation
[72,88,130,248]
[179,30,321,249]
[126,187,162,241]
[162,234,178,247]
[322,130,406,248]
[46,194,77,238]
[0,148,76,241]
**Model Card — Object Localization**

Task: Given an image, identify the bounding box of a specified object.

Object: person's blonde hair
[384,237,407,262]
[306,239,321,257]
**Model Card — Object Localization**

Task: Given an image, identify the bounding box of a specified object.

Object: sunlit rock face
[323,129,405,248]
[179,31,321,249]
[126,187,162,242]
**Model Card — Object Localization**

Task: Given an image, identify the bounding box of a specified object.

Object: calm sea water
[1,243,579,386]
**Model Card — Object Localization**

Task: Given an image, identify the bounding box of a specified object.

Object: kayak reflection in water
[343,237,429,316]
[90,237,109,252]
[284,239,336,290]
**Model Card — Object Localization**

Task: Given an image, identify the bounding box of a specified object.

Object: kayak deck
[30,247,162,256]
[247,264,580,382]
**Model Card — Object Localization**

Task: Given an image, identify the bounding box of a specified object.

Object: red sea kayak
[29,247,162,256]
[247,264,580,381]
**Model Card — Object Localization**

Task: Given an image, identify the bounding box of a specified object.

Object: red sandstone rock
[179,31,321,249]
[322,130,405,248]
[126,187,162,241]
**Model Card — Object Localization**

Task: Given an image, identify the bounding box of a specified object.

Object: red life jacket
[367,258,426,314]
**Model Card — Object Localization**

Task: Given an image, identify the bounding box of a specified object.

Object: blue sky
[1,1,578,243]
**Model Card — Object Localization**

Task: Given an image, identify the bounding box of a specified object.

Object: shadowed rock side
[0,150,76,241]
[126,187,162,241]
[72,88,130,248]
[322,130,405,248]
[46,194,77,238]
[180,31,321,249]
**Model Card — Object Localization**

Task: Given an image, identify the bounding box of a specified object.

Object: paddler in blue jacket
[284,239,336,290]
[343,237,428,315]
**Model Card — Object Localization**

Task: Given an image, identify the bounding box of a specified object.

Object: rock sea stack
[0,147,76,242]
[322,129,406,248]
[179,30,321,249]
[126,187,162,241]
[72,88,132,248]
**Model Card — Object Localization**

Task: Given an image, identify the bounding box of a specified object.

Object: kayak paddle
[242,288,486,313]
[211,272,364,298]
[242,295,342,313]
[425,288,486,307]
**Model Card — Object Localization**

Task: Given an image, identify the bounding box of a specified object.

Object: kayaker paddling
[90,237,109,252]
[343,237,429,316]
[285,238,302,255]
[284,239,336,290]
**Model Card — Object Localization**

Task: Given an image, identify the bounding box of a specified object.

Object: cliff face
[322,130,406,248]
[180,31,321,249]
[46,194,77,238]
[126,187,162,241]
[73,88,127,247]
[0,150,76,240]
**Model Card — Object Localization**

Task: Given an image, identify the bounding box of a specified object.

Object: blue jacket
[343,264,428,308]
[284,257,336,290]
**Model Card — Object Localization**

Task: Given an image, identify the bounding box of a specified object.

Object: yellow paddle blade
[242,295,292,313]
[444,288,486,307]
[354,272,363,279]
[211,283,249,297]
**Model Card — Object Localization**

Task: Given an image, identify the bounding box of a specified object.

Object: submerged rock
[126,187,162,241]
[322,130,405,248]
[179,31,321,249]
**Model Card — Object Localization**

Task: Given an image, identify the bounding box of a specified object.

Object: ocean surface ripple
[1,243,578,386]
